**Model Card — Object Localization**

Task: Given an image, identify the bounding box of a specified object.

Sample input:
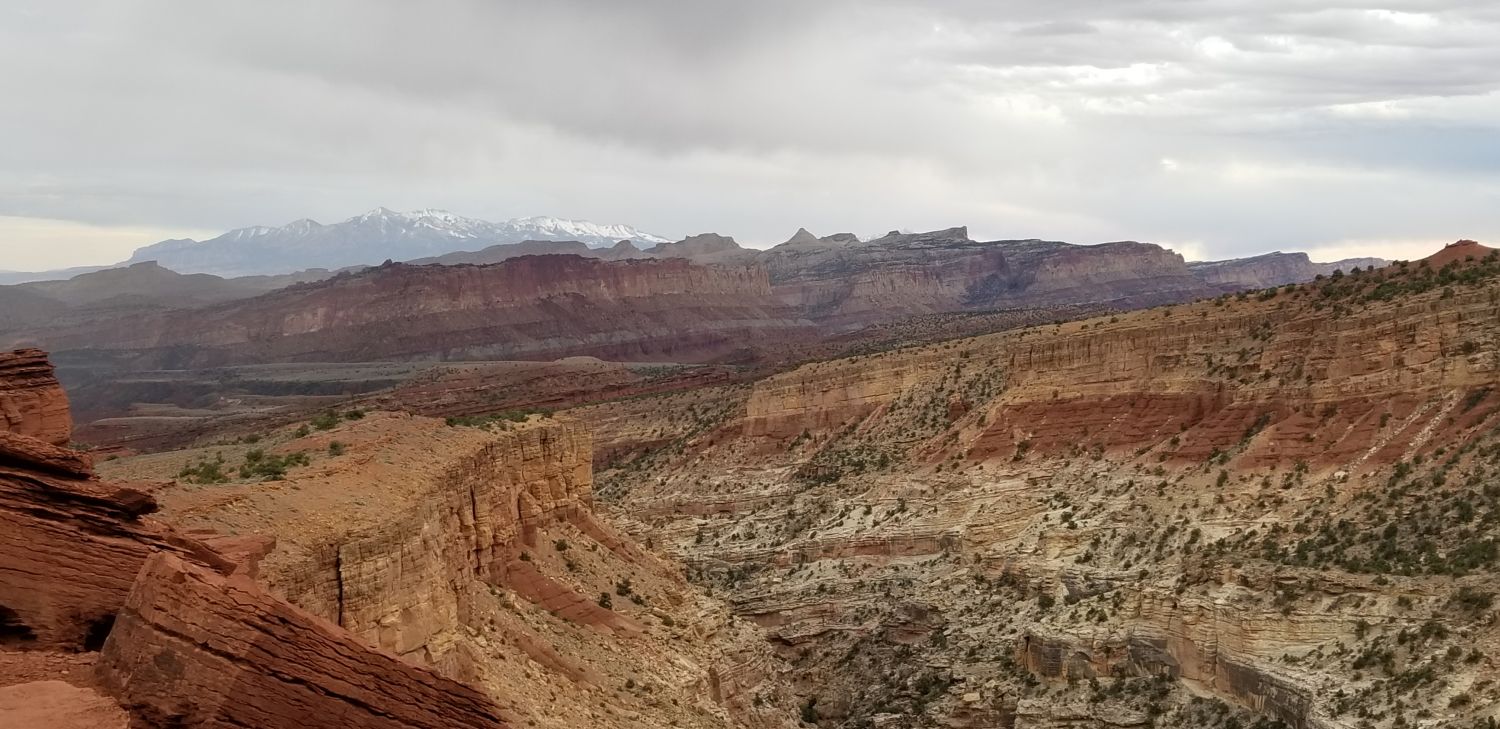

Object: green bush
[177,454,230,484]
[239,449,310,481]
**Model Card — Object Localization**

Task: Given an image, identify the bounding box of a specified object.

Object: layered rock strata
[96,552,506,729]
[583,250,1500,729]
[117,412,799,729]
[17,255,812,367]
[1,348,511,729]
[0,348,72,445]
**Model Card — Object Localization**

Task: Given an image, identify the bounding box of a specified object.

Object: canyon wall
[761,231,1214,330]
[0,349,510,729]
[138,412,799,729]
[13,255,813,367]
[584,251,1500,729]
[741,266,1500,471]
[249,420,613,666]
[1189,253,1388,290]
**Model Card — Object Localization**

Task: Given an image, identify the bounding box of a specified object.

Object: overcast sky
[2,1,1498,270]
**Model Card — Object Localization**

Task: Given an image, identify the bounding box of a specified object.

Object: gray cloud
[1,0,1497,269]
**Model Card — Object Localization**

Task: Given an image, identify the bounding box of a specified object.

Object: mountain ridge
[121,208,672,277]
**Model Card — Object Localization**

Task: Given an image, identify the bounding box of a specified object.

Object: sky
[2,0,1498,271]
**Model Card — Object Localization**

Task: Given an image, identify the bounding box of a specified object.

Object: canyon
[574,241,1500,728]
[0,348,802,728]
[4,242,1489,729]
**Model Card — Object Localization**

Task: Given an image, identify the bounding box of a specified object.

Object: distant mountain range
[118,208,671,277]
[3,221,1399,370]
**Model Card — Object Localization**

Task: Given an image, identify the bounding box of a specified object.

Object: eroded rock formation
[0,349,513,729]
[0,349,229,650]
[1188,252,1387,290]
[96,552,506,729]
[9,229,1373,380]
[584,247,1500,729]
[14,255,813,368]
[0,348,72,445]
[109,411,799,729]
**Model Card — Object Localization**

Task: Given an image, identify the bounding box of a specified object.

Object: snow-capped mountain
[123,208,672,277]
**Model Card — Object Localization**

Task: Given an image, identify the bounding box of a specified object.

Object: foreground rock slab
[96,552,508,729]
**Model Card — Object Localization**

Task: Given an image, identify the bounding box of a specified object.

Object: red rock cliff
[0,348,72,445]
[19,255,812,367]
[743,253,1500,471]
[0,349,508,728]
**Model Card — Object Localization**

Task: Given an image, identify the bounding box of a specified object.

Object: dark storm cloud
[1,0,1497,269]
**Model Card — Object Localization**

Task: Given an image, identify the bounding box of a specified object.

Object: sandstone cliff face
[253,420,607,662]
[761,232,1213,330]
[741,265,1500,472]
[990,240,1207,308]
[1,349,510,729]
[0,436,224,650]
[0,348,72,445]
[123,412,799,729]
[10,234,1354,380]
[15,255,813,367]
[0,347,231,650]
[1189,253,1388,290]
[96,552,507,729]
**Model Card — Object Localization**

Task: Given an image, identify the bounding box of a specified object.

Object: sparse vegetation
[445,409,552,430]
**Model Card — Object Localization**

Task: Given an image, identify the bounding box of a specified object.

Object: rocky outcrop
[741,251,1500,471]
[2,349,520,729]
[991,239,1207,307]
[646,233,756,264]
[1017,582,1345,729]
[0,348,234,648]
[0,348,72,445]
[1426,238,1495,267]
[136,412,800,729]
[254,420,604,663]
[743,346,963,440]
[774,228,823,249]
[1189,252,1387,290]
[95,552,507,729]
[0,397,230,649]
[761,230,1214,330]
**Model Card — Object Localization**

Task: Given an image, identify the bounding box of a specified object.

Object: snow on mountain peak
[123,208,673,276]
[504,215,670,244]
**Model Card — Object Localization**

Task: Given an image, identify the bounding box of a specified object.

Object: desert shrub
[239,449,310,480]
[177,454,230,484]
